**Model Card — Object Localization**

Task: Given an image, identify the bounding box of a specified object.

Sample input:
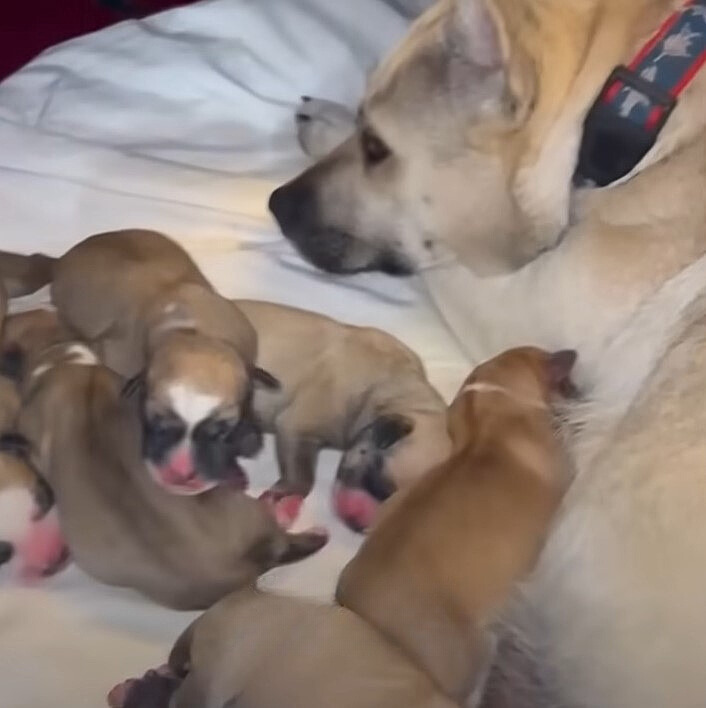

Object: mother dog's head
[270,0,643,275]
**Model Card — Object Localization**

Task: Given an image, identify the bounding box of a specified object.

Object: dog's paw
[295,96,356,160]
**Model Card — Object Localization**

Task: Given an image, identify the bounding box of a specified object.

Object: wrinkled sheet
[0,1,471,706]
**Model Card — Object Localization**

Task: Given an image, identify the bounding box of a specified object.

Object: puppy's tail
[277,527,329,565]
[0,251,56,298]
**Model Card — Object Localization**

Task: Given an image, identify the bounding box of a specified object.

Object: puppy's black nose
[268,181,313,236]
[0,541,14,566]
[361,469,396,503]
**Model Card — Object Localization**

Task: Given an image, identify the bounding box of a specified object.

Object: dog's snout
[268,181,314,236]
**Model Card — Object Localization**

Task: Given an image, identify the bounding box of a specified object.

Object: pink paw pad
[259,491,304,530]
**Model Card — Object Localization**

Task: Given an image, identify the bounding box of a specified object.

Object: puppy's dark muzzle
[0,541,14,566]
[193,419,264,482]
[337,465,396,503]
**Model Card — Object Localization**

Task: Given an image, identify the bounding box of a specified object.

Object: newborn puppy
[16,341,327,610]
[0,231,278,495]
[0,367,66,583]
[235,300,452,532]
[0,308,71,380]
[108,588,456,708]
[337,347,576,707]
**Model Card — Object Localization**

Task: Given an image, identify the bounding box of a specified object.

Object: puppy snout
[232,419,263,458]
[361,468,396,503]
[269,180,315,237]
[0,541,14,566]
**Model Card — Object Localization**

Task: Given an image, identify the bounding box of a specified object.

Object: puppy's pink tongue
[17,509,69,583]
[165,449,196,483]
[332,483,380,533]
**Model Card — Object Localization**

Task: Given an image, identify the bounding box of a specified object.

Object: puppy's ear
[0,432,31,458]
[547,349,579,398]
[253,367,280,390]
[371,414,414,450]
[121,371,146,399]
[0,345,24,381]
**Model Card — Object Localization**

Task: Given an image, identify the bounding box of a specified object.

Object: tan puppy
[337,347,576,706]
[0,308,71,380]
[107,588,457,708]
[235,299,452,531]
[15,340,327,610]
[0,230,279,496]
[0,306,67,583]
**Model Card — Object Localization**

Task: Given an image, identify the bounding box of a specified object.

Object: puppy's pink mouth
[148,453,249,497]
[17,509,70,582]
[332,482,381,533]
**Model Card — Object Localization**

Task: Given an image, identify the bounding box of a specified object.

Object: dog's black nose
[268,181,313,236]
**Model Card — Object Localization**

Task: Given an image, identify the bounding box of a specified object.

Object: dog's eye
[361,129,391,167]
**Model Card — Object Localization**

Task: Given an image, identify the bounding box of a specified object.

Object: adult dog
[271,1,706,707]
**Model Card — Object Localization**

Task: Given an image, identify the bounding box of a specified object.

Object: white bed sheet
[0,2,471,706]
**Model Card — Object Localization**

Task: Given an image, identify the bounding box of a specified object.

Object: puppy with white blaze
[271,0,706,706]
[0,229,279,497]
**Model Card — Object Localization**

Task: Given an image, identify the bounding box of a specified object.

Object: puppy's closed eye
[361,128,391,167]
[145,414,186,447]
[371,415,414,450]
[194,417,237,443]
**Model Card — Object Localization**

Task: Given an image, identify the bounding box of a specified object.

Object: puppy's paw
[259,489,304,530]
[296,96,356,159]
[107,666,180,708]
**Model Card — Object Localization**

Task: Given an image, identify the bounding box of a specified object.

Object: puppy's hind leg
[295,97,356,159]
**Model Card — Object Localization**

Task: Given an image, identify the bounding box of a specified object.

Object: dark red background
[1,0,193,81]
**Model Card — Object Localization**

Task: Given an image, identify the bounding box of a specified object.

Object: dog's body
[108,588,457,708]
[235,299,451,530]
[15,341,326,610]
[337,347,573,706]
[0,230,277,495]
[272,1,706,705]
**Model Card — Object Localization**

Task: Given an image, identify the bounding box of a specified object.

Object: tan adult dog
[14,339,327,610]
[336,347,574,707]
[270,1,706,706]
[107,587,457,708]
[235,299,451,531]
[0,230,279,496]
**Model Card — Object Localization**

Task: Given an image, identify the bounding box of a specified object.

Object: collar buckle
[575,65,677,188]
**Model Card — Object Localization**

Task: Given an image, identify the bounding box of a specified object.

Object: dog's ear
[453,0,506,69]
[0,345,24,381]
[453,0,584,262]
[547,349,579,398]
[121,371,146,399]
[252,367,280,390]
[371,414,414,450]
